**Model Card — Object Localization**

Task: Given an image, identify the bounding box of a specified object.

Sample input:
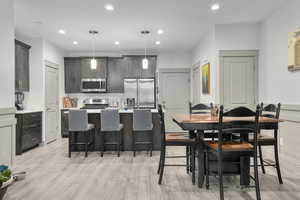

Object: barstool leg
[68,131,72,158]
[158,147,166,184]
[258,145,265,174]
[85,131,88,158]
[101,132,104,157]
[150,131,153,157]
[118,131,121,157]
[133,131,136,157]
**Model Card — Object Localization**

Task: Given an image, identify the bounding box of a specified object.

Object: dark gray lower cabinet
[16,112,42,155]
[61,110,161,150]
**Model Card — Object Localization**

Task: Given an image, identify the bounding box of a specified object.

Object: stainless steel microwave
[81,79,106,93]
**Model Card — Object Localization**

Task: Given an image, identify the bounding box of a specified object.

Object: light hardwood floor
[4,137,300,200]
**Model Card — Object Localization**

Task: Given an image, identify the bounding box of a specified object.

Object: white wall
[215,22,261,51]
[192,26,217,104]
[15,33,44,110]
[191,23,261,105]
[66,50,191,69]
[0,0,14,108]
[43,40,65,108]
[157,52,191,69]
[259,0,300,104]
[0,0,16,167]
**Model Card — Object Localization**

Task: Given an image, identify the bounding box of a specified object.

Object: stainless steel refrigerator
[124,78,155,108]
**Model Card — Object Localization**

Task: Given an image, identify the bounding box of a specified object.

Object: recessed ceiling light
[105,4,114,11]
[211,3,220,11]
[157,29,164,35]
[114,41,120,45]
[73,41,78,45]
[155,41,161,45]
[58,29,66,34]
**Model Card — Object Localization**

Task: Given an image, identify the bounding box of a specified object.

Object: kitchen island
[61,109,162,151]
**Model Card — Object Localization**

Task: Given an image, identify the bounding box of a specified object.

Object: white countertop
[15,109,43,114]
[63,108,159,114]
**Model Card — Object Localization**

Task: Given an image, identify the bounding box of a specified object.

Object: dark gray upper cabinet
[123,56,157,78]
[64,58,81,93]
[107,57,126,93]
[64,56,156,93]
[123,56,142,78]
[81,58,107,79]
[15,40,31,92]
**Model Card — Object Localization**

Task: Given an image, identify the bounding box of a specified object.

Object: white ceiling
[15,0,285,52]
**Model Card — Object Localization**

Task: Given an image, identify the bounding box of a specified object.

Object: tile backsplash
[65,93,125,108]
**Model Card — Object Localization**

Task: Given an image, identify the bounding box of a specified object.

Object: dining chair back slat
[189,102,213,114]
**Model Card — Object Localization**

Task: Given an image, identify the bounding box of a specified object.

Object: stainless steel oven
[81,79,106,93]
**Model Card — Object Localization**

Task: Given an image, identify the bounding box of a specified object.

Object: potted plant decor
[0,165,13,200]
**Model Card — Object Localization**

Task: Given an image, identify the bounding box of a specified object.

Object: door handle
[46,108,51,111]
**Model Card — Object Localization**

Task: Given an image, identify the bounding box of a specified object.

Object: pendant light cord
[92,33,95,60]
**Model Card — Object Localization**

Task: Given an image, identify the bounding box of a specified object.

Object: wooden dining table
[172,113,281,187]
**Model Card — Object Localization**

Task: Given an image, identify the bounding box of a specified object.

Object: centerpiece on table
[0,165,13,200]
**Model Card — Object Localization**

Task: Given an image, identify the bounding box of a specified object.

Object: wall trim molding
[44,59,59,69]
[0,107,16,115]
[281,104,300,111]
[159,68,191,73]
[219,50,259,57]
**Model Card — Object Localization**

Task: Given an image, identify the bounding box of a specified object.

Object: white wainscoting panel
[0,108,16,167]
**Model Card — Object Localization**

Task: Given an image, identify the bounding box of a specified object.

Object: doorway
[159,69,190,132]
[220,50,258,109]
[45,64,59,143]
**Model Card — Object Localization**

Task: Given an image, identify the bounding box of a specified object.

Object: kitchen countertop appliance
[81,98,109,109]
[15,92,25,110]
[124,78,155,109]
[81,78,106,93]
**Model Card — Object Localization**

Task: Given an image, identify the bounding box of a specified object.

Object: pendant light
[141,30,150,70]
[89,30,99,70]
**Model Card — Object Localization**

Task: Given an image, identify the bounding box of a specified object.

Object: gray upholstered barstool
[68,109,95,158]
[133,109,153,157]
[100,109,123,157]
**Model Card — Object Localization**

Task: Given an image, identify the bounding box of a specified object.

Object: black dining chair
[68,109,95,158]
[189,102,213,114]
[188,102,215,173]
[205,106,261,200]
[157,104,198,185]
[250,103,283,184]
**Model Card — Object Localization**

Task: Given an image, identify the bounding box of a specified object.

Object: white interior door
[160,71,190,132]
[222,56,256,109]
[45,66,59,143]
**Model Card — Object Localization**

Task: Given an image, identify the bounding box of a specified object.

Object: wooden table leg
[240,133,250,186]
[197,131,205,188]
[240,156,250,186]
